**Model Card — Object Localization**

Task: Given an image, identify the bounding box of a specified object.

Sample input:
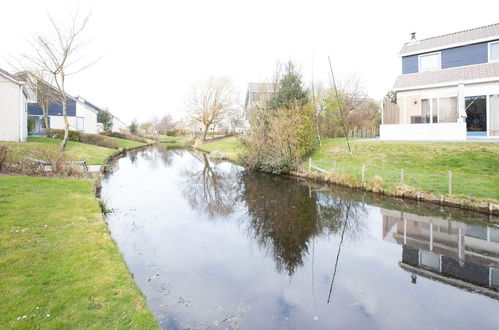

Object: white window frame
[76,116,85,131]
[418,52,441,72]
[488,41,499,62]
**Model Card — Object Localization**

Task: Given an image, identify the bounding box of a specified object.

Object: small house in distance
[381,23,499,141]
[0,68,28,142]
[243,82,277,127]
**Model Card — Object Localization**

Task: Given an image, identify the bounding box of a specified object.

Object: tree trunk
[58,75,68,160]
[202,123,209,142]
[42,104,49,132]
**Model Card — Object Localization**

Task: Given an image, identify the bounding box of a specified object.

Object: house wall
[84,107,98,134]
[381,80,499,140]
[49,115,77,131]
[402,40,498,74]
[0,75,27,141]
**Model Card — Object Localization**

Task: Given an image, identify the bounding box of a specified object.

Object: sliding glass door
[465,96,487,136]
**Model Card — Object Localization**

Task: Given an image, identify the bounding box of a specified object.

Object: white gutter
[399,36,499,57]
[393,76,499,92]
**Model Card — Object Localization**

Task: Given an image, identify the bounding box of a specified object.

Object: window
[438,97,458,123]
[490,41,499,62]
[419,52,440,71]
[490,94,499,136]
[76,117,84,131]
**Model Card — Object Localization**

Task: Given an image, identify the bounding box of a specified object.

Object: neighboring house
[0,68,28,142]
[111,116,128,133]
[80,97,128,133]
[15,74,100,135]
[243,82,277,127]
[381,23,499,140]
[26,94,99,135]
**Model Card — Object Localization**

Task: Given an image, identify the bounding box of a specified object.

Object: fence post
[448,171,452,195]
[333,160,336,173]
[400,169,404,184]
[361,164,365,184]
[308,158,312,172]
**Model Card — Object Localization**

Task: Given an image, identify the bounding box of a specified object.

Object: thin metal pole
[448,171,452,195]
[327,56,352,154]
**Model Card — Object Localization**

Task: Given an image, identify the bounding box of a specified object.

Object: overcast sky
[1,0,498,123]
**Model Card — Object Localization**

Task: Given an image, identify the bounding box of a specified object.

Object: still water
[101,146,499,329]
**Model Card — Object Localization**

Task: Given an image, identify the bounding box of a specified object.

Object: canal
[101,145,499,329]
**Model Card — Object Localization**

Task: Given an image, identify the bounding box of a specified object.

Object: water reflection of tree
[241,173,366,276]
[179,153,241,218]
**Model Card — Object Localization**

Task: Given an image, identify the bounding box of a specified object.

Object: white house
[0,68,28,142]
[112,116,128,133]
[381,24,499,141]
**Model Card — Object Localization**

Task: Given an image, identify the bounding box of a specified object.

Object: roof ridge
[417,22,499,43]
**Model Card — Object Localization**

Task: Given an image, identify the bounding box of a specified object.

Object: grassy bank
[0,176,157,329]
[310,138,499,201]
[2,136,150,165]
[195,136,498,201]
[3,137,116,165]
[197,136,242,161]
[158,136,192,147]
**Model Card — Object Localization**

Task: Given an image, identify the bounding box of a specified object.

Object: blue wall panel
[402,55,418,74]
[441,42,489,69]
[402,40,498,74]
[28,98,76,117]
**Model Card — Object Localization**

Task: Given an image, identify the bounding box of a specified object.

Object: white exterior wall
[112,117,127,133]
[49,115,76,131]
[84,107,98,134]
[0,75,27,141]
[381,80,499,141]
[380,123,466,141]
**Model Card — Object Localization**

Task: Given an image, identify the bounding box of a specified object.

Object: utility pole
[327,56,352,154]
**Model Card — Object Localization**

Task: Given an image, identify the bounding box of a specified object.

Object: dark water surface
[101,146,499,329]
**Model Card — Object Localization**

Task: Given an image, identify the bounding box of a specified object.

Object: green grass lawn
[310,138,499,201]
[3,137,116,165]
[2,136,150,165]
[157,136,192,147]
[198,136,242,161]
[0,176,157,329]
[109,137,148,149]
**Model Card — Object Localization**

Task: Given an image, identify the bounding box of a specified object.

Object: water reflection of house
[382,208,499,297]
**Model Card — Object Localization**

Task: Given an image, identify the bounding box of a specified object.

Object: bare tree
[25,10,96,158]
[227,106,244,133]
[18,70,57,131]
[185,76,236,141]
[156,114,175,135]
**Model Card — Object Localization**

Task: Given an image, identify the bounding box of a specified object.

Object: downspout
[19,85,23,142]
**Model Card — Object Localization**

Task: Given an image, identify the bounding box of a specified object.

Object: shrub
[48,129,118,149]
[104,131,147,143]
[0,145,9,170]
[0,145,83,177]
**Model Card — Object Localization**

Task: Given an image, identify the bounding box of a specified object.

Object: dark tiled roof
[0,67,23,83]
[83,100,103,113]
[400,23,499,55]
[393,61,499,90]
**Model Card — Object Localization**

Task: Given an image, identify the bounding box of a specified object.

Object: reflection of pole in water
[327,204,351,304]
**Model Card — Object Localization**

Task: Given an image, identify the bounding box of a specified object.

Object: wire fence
[305,158,499,200]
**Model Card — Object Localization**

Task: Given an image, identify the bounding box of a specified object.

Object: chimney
[411,32,416,41]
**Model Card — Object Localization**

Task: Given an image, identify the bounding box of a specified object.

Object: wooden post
[361,164,365,184]
[308,158,312,172]
[448,171,452,195]
[333,160,336,173]
[400,169,404,184]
